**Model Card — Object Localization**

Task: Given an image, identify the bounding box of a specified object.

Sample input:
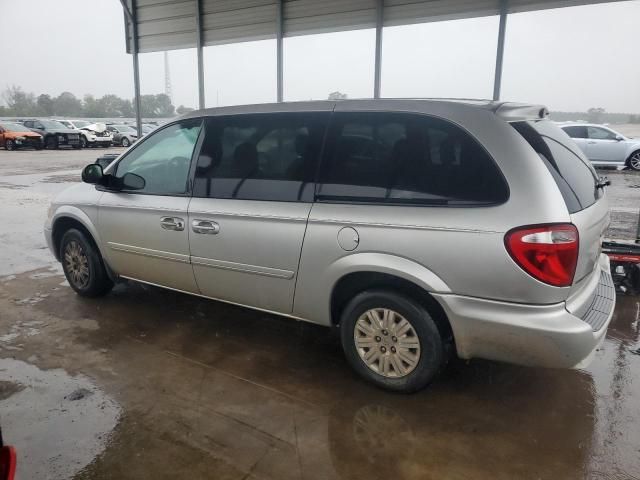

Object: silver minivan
[45,99,616,392]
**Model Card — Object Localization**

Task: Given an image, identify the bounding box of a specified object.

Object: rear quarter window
[317,112,509,206]
[512,120,600,213]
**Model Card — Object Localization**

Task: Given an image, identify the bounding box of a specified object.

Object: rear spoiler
[493,103,549,122]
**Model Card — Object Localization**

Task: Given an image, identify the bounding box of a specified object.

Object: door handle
[588,141,597,144]
[192,219,220,235]
[160,216,185,231]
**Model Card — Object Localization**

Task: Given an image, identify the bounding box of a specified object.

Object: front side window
[588,126,617,140]
[562,126,587,139]
[317,112,508,205]
[114,119,201,195]
[193,112,329,202]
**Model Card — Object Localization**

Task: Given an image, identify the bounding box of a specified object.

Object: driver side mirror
[82,163,104,184]
[615,135,624,141]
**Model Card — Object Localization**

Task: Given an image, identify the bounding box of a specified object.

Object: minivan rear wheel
[60,229,113,297]
[340,290,445,393]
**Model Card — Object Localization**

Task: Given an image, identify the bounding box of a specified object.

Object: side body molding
[293,252,451,326]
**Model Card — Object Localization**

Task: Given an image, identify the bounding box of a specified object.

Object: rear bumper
[434,255,615,369]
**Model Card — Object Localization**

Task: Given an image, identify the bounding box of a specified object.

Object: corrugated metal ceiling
[124,0,628,53]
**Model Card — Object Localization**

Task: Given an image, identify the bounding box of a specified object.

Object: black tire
[35,144,44,150]
[627,150,640,171]
[80,136,87,148]
[45,136,58,150]
[340,290,446,393]
[5,139,15,151]
[60,228,113,297]
[121,137,130,147]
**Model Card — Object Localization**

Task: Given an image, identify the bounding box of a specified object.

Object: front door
[586,126,627,164]
[98,119,202,292]
[188,110,330,313]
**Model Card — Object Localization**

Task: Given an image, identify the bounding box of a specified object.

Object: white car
[56,120,113,148]
[559,123,640,170]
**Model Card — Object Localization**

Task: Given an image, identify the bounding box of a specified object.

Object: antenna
[164,51,172,102]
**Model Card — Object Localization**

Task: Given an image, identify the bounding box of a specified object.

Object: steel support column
[120,0,142,137]
[373,0,384,98]
[196,0,205,109]
[493,0,508,101]
[276,0,284,102]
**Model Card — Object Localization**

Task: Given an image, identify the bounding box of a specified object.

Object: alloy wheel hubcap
[354,308,421,378]
[64,241,90,288]
[631,153,640,170]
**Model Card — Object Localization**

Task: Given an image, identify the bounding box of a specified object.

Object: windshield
[0,122,33,132]
[115,125,135,133]
[73,120,90,128]
[41,120,67,129]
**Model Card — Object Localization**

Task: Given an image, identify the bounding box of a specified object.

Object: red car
[0,121,44,150]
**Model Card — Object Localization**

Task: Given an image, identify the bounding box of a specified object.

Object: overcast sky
[1,0,639,112]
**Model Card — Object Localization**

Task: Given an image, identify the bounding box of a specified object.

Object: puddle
[0,359,121,480]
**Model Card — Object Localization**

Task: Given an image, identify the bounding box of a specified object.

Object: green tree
[37,94,55,116]
[54,92,83,117]
[2,85,38,116]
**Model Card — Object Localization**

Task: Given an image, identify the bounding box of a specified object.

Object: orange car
[0,121,44,150]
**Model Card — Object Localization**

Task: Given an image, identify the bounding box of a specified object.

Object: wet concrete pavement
[1,149,640,479]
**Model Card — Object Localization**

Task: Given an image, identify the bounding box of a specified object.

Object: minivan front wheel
[340,290,445,393]
[60,229,113,297]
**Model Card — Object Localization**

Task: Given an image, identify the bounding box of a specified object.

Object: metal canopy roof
[124,0,624,54]
[118,0,629,135]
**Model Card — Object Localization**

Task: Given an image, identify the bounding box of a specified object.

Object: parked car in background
[559,123,640,170]
[22,119,81,149]
[106,124,138,147]
[46,99,615,393]
[0,121,44,150]
[56,120,113,148]
[134,123,157,137]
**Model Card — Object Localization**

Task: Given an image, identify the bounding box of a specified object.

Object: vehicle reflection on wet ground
[1,149,639,479]
[1,271,639,480]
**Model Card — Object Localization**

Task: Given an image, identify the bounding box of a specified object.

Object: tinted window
[317,112,508,205]
[193,113,328,202]
[588,126,617,140]
[512,120,599,213]
[562,126,587,139]
[115,119,201,195]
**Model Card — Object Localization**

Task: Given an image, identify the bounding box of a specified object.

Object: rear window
[317,112,509,206]
[512,120,600,213]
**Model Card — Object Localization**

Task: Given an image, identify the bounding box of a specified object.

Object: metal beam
[130,0,142,136]
[493,0,508,101]
[373,0,383,99]
[195,0,205,109]
[276,0,284,102]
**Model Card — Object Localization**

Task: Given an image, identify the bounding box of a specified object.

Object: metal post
[276,0,284,102]
[196,0,205,109]
[120,0,142,135]
[373,0,383,99]
[493,0,508,101]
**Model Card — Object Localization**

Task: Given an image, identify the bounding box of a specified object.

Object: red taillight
[0,446,16,480]
[505,224,579,287]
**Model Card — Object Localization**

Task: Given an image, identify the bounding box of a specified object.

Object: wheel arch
[321,253,453,341]
[51,209,103,262]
